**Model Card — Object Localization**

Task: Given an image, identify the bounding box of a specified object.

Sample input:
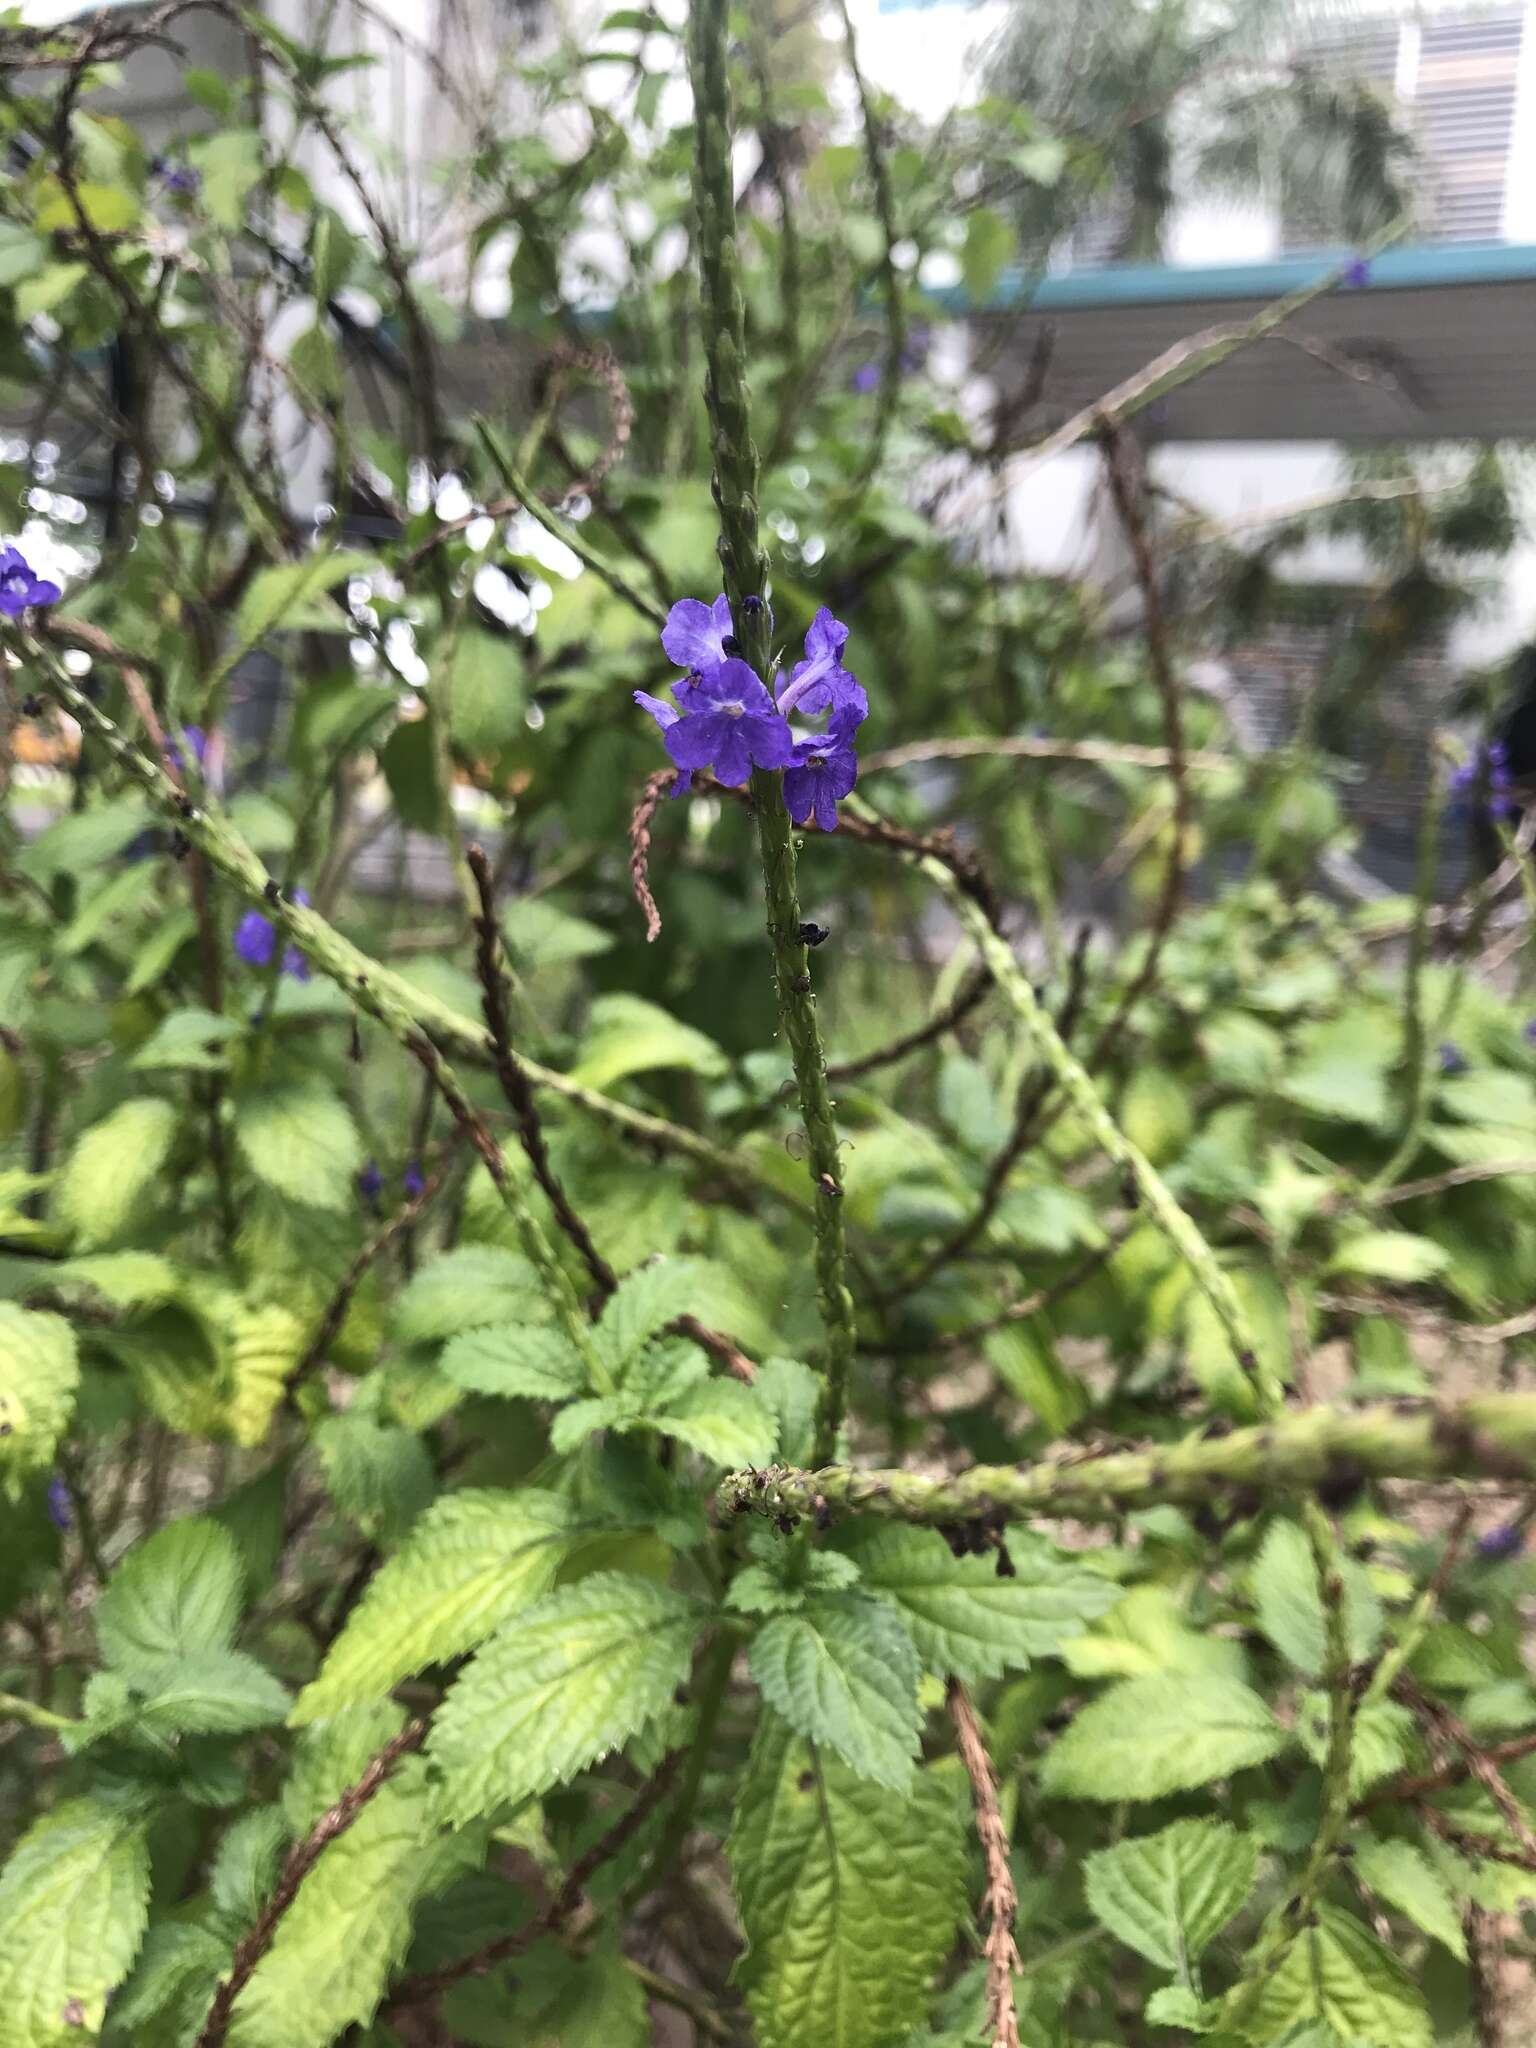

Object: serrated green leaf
[0,1798,151,2048]
[754,1356,819,1464]
[0,1304,78,1484]
[48,1251,178,1312]
[1042,1674,1288,1802]
[54,1097,178,1248]
[1353,1837,1465,1959]
[749,1593,921,1790]
[292,1488,579,1724]
[429,1572,700,1824]
[211,1807,290,1923]
[1145,1983,1218,2030]
[130,1007,245,1074]
[109,1921,231,2045]
[842,1524,1119,1683]
[1250,1518,1382,1677]
[314,1413,435,1547]
[437,1322,587,1400]
[133,1647,291,1735]
[501,895,613,970]
[1084,1818,1259,1972]
[235,1086,362,1212]
[445,627,526,756]
[730,1714,967,2048]
[1325,1230,1450,1284]
[392,1246,545,1346]
[505,1932,647,2048]
[594,1256,744,1376]
[226,1761,441,2048]
[570,993,727,1091]
[1232,1903,1433,2047]
[224,1299,306,1448]
[95,1517,243,1677]
[653,1376,776,1465]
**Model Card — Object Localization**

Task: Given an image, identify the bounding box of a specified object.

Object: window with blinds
[1283,8,1525,250]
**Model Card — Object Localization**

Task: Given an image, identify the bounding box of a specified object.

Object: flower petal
[665,711,728,771]
[694,657,775,716]
[635,689,680,732]
[661,595,732,674]
[713,724,755,786]
[745,712,794,770]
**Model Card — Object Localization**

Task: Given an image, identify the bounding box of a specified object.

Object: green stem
[471,417,666,629]
[835,0,904,502]
[856,797,1269,1400]
[687,0,857,1462]
[0,1691,76,1733]
[715,1392,1536,1523]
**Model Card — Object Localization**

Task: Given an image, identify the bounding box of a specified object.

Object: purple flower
[775,608,866,725]
[851,362,881,394]
[357,1159,384,1204]
[151,155,201,198]
[165,724,207,775]
[0,545,60,616]
[901,324,932,373]
[661,596,735,678]
[1438,1041,1468,1076]
[46,1474,72,1531]
[1342,256,1371,289]
[403,1160,426,1199]
[1523,1019,1536,1047]
[233,887,311,978]
[784,723,859,832]
[1478,1522,1525,1562]
[662,659,794,786]
[1451,741,1520,822]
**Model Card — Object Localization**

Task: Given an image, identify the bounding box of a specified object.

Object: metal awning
[958,243,1536,443]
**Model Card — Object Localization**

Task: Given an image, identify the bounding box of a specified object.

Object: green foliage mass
[1,4,1533,2047]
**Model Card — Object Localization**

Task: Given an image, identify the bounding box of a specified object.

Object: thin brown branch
[860,734,1232,776]
[1364,1724,1536,1811]
[948,1680,1021,2048]
[194,1720,427,2048]
[389,1753,681,2009]
[826,961,993,1086]
[466,845,614,1296]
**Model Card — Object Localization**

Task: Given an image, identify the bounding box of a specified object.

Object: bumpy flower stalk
[717,1392,1536,1523]
[687,0,856,1461]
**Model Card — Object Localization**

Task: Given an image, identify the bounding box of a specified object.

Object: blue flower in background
[403,1160,426,1199]
[1450,740,1519,821]
[166,724,207,775]
[150,154,201,198]
[0,545,60,616]
[1438,1041,1468,1076]
[851,361,881,394]
[1478,1522,1525,1562]
[1524,1018,1536,1047]
[661,658,794,787]
[46,1474,72,1530]
[357,1159,384,1204]
[233,888,311,978]
[1342,256,1372,289]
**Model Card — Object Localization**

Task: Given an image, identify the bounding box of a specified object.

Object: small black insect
[263,879,281,905]
[20,694,42,718]
[722,634,740,656]
[798,921,831,947]
[169,830,190,861]
[791,971,812,993]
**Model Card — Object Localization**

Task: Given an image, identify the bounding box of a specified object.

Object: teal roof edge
[935,241,1536,314]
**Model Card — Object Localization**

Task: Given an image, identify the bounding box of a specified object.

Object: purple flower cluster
[1450,739,1519,821]
[357,1158,426,1208]
[1478,1522,1525,1562]
[46,1474,72,1531]
[0,545,60,616]
[234,887,311,979]
[150,155,201,198]
[636,597,866,831]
